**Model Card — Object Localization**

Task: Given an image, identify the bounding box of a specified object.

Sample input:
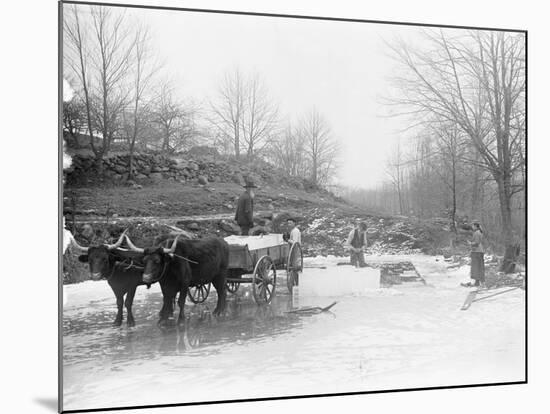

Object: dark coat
[235,191,254,227]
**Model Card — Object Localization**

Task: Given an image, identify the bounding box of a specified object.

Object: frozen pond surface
[62,255,525,411]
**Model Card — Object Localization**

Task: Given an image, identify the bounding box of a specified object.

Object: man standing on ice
[469,221,486,287]
[235,178,257,235]
[345,219,368,267]
[461,220,486,288]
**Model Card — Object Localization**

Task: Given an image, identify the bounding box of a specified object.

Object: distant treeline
[342,30,525,270]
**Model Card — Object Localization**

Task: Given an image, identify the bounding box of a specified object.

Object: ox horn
[124,234,145,253]
[163,234,180,254]
[105,229,128,250]
[70,235,89,253]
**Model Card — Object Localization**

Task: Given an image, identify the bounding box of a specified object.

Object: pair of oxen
[70,231,229,327]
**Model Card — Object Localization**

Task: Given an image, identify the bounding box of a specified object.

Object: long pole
[472,286,522,303]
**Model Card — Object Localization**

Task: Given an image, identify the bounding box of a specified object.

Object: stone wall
[66,152,326,193]
[67,153,194,183]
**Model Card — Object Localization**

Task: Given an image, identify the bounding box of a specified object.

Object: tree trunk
[451,156,457,233]
[312,157,318,185]
[234,125,240,158]
[95,153,104,176]
[496,174,517,273]
[396,167,403,215]
[128,96,139,179]
[397,184,403,215]
[128,141,136,180]
[471,164,480,218]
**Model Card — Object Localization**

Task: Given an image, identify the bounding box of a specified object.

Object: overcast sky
[66,4,435,189]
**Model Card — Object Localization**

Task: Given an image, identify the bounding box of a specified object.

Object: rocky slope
[66,149,327,194]
[63,148,474,284]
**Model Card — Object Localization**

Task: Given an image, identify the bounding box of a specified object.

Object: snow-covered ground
[62,254,525,411]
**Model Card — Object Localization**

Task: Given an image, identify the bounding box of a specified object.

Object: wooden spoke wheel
[252,256,276,304]
[226,281,240,294]
[286,242,303,293]
[187,283,211,304]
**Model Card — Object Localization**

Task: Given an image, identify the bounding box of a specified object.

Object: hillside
[62,149,483,283]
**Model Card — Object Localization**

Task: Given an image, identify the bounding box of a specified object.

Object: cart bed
[225,234,289,271]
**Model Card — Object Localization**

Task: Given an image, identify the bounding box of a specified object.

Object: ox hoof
[127,319,135,327]
[112,319,123,327]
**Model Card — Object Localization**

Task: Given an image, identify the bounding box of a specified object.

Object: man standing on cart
[345,219,368,267]
[235,178,257,235]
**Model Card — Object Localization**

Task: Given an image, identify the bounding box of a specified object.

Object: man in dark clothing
[235,179,257,235]
[345,220,368,267]
[470,221,485,287]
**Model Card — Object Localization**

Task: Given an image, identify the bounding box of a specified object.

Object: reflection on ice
[63,255,525,411]
[63,286,303,366]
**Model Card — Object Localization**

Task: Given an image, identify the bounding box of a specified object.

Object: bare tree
[63,95,87,141]
[240,73,280,157]
[387,29,525,271]
[150,81,200,153]
[210,69,279,158]
[64,5,96,156]
[270,122,308,178]
[429,122,468,232]
[386,138,406,215]
[408,133,441,218]
[64,5,135,170]
[123,26,158,179]
[210,69,245,157]
[151,82,181,152]
[297,108,339,186]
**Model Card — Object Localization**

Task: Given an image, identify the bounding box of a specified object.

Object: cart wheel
[252,256,276,304]
[226,281,240,294]
[286,242,303,293]
[187,283,211,304]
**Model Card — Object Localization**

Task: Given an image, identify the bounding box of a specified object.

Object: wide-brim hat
[244,178,258,188]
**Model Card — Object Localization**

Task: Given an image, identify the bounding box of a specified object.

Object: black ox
[71,231,153,327]
[125,234,229,325]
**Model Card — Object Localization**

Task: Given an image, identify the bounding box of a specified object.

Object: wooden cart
[187,234,303,305]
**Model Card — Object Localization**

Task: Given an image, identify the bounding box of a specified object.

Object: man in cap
[283,217,301,244]
[345,218,368,267]
[235,178,257,235]
[460,219,486,288]
[469,220,485,287]
[286,218,301,245]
